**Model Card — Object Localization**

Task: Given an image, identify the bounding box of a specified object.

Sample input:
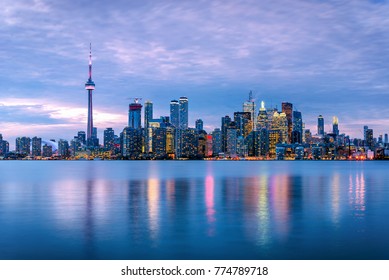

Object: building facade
[282,102,293,143]
[179,97,188,129]
[128,102,142,129]
[318,115,324,135]
[31,136,42,157]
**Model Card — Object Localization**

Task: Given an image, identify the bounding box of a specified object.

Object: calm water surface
[0,161,388,259]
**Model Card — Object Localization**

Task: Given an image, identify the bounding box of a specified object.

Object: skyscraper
[152,127,167,157]
[332,116,339,135]
[364,126,369,142]
[257,128,269,157]
[212,128,222,156]
[282,102,293,143]
[166,127,175,155]
[31,136,42,157]
[195,119,203,131]
[85,44,95,146]
[122,127,143,158]
[257,101,269,130]
[181,128,198,158]
[234,111,252,137]
[16,137,31,155]
[170,100,179,128]
[179,97,188,129]
[58,139,70,157]
[144,101,153,129]
[90,127,99,147]
[206,135,213,157]
[318,115,324,135]
[71,137,82,156]
[128,100,142,129]
[42,144,53,158]
[292,111,303,143]
[366,128,374,150]
[104,128,115,150]
[271,111,288,143]
[221,115,231,152]
[268,130,281,158]
[0,134,3,156]
[226,127,238,157]
[243,91,256,132]
[77,131,86,145]
[0,134,9,156]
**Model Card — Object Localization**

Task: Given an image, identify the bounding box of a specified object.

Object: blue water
[0,161,388,260]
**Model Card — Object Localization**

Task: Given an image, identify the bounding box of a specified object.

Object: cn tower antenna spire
[89,43,92,80]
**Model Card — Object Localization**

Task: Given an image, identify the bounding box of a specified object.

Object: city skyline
[1,0,388,146]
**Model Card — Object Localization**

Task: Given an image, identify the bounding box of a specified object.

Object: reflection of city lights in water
[331,173,340,225]
[166,179,175,206]
[257,176,270,245]
[349,173,366,215]
[271,175,290,238]
[147,178,160,240]
[205,175,216,236]
[51,180,85,227]
[51,180,110,227]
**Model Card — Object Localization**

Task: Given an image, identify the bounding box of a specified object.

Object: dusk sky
[1,0,388,147]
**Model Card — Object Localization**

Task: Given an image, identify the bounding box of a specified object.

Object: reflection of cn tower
[85,43,95,145]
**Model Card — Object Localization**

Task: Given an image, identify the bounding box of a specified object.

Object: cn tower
[85,43,95,145]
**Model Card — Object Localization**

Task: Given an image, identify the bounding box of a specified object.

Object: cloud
[0,98,126,144]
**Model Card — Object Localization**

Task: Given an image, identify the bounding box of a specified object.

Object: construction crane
[127,97,142,104]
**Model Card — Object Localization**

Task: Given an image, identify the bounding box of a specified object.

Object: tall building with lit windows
[152,127,167,157]
[104,128,115,150]
[212,128,222,156]
[58,139,70,157]
[195,119,203,131]
[282,102,293,143]
[365,128,374,150]
[31,136,42,157]
[144,101,153,129]
[318,115,324,135]
[0,134,9,156]
[257,128,269,157]
[257,101,269,130]
[166,127,175,155]
[16,137,31,155]
[332,116,339,136]
[179,97,188,129]
[77,131,86,145]
[180,128,198,158]
[271,112,288,143]
[292,111,303,143]
[122,127,143,158]
[226,127,238,157]
[128,100,142,129]
[221,115,231,152]
[42,144,52,158]
[234,111,252,137]
[243,91,256,132]
[268,130,281,158]
[170,100,179,128]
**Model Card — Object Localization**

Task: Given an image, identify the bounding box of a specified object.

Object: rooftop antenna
[88,43,92,80]
[248,90,254,102]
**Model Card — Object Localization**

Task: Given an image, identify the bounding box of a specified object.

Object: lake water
[0,160,388,260]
